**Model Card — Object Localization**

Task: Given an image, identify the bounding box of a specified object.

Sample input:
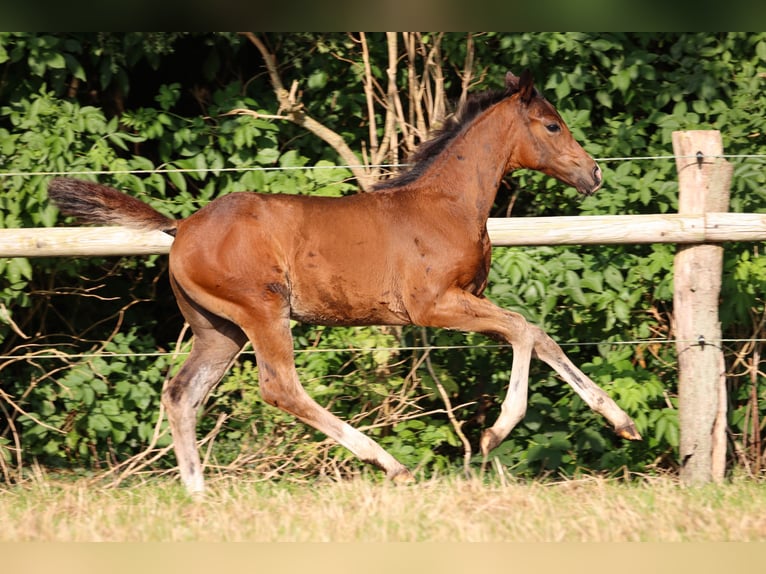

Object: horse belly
[288,266,410,327]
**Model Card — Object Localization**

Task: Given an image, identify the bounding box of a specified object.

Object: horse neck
[417,100,519,226]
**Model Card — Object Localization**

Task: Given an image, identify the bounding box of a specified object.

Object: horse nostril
[593,165,602,184]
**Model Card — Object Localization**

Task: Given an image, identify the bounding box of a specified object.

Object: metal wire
[1,154,765,179]
[2,338,763,363]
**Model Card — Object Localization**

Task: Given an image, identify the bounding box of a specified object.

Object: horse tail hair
[48,177,178,236]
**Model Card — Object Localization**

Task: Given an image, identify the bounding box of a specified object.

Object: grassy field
[2,471,765,542]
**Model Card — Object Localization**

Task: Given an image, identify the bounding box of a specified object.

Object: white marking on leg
[532,326,639,438]
[333,420,410,478]
[494,349,531,436]
[481,334,533,454]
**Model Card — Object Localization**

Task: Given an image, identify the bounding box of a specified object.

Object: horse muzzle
[578,164,602,196]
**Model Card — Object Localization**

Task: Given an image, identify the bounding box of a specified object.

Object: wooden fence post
[672,130,733,485]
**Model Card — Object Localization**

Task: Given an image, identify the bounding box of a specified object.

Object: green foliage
[2,33,766,483]
[16,329,172,468]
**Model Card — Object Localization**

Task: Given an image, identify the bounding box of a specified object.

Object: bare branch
[420,328,473,476]
[424,33,446,129]
[0,303,29,340]
[376,33,400,169]
[239,32,375,191]
[387,33,414,157]
[359,33,380,163]
[222,108,289,122]
[457,33,475,110]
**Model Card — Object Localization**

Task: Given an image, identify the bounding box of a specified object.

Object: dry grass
[2,471,766,542]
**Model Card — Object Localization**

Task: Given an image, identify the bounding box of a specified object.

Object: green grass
[1,472,765,542]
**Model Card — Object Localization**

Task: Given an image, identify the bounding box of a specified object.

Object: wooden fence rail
[3,212,766,258]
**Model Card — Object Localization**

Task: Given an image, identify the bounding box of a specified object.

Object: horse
[48,70,641,494]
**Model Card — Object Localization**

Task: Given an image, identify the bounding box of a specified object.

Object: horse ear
[505,71,520,91]
[518,69,535,104]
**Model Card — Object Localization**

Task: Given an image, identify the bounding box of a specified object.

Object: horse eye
[545,123,561,133]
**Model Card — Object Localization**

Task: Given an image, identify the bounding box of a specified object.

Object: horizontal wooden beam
[0,227,175,257]
[487,212,766,246]
[2,212,766,258]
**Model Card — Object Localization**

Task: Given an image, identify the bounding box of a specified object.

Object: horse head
[505,70,602,196]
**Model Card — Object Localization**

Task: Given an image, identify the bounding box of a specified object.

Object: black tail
[48,178,178,236]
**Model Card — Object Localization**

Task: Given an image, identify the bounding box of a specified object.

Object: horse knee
[528,323,561,356]
[500,312,537,350]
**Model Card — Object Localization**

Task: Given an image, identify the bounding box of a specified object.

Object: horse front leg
[529,327,641,440]
[479,330,533,456]
[414,288,641,457]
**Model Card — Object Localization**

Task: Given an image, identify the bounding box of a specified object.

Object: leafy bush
[2,32,765,483]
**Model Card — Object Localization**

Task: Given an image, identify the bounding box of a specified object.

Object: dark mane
[372,87,517,191]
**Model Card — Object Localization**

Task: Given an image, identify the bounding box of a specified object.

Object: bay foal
[49,71,640,494]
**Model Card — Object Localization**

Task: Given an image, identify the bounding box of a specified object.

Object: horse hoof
[615,423,642,441]
[480,428,501,456]
[390,469,415,484]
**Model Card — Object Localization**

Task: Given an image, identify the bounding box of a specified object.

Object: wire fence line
[0,164,396,179]
[2,338,763,363]
[1,153,766,180]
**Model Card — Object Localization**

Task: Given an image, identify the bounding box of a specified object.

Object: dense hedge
[1,33,765,482]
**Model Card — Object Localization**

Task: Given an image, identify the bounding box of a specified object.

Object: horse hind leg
[237,302,413,482]
[163,280,247,494]
[260,361,414,482]
[163,334,245,495]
